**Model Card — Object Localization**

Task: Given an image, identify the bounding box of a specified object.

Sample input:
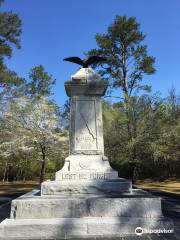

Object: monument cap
[65,67,108,97]
[71,67,101,83]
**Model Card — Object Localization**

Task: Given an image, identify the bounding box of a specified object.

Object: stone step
[41,179,132,195]
[11,193,163,219]
[0,217,174,240]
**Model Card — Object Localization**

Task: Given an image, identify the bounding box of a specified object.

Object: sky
[1,0,180,106]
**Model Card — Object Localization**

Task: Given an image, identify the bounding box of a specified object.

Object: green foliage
[25,65,56,99]
[87,16,155,96]
[61,100,70,129]
[0,67,25,101]
[103,91,180,180]
[0,10,21,58]
[0,2,21,68]
[0,0,24,95]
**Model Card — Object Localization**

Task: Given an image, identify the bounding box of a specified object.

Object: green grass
[135,179,180,195]
[0,181,39,197]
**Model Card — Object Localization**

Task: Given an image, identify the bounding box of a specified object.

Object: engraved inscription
[76,137,92,141]
[75,100,97,151]
[62,173,77,180]
[61,172,111,180]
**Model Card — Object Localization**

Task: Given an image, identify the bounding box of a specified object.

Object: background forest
[0,1,179,183]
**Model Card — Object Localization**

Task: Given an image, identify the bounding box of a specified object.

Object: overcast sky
[1,0,180,105]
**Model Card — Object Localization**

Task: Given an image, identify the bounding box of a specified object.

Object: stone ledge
[65,80,108,97]
[11,192,162,219]
[0,217,174,240]
[41,179,132,195]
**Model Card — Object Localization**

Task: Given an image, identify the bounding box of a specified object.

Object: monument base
[0,155,174,239]
[0,189,174,239]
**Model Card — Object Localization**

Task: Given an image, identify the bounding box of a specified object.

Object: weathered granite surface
[41,179,132,195]
[69,96,104,155]
[0,217,173,240]
[55,155,118,181]
[11,190,162,219]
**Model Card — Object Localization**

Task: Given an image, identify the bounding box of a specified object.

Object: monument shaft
[54,68,119,182]
[70,96,104,155]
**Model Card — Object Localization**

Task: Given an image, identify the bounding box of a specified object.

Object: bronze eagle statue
[63,56,106,68]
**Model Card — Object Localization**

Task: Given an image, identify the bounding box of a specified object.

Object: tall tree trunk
[2,161,8,182]
[39,145,46,183]
[122,48,132,140]
[6,166,9,182]
[124,94,137,182]
[123,79,136,182]
[121,49,137,182]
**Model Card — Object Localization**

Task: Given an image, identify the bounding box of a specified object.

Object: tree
[0,0,21,74]
[0,96,68,182]
[87,16,155,97]
[103,91,180,180]
[87,16,156,181]
[61,100,70,129]
[0,0,25,99]
[0,1,26,179]
[25,65,56,99]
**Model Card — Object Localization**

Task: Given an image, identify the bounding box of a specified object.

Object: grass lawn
[0,181,39,197]
[135,179,180,195]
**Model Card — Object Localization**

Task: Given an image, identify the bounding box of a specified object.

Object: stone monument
[0,67,173,239]
[41,67,131,196]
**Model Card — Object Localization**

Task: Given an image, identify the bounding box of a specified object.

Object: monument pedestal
[0,189,173,239]
[0,68,174,239]
[41,154,132,195]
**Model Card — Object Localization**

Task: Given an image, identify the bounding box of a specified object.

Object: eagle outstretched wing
[63,56,106,68]
[63,57,85,67]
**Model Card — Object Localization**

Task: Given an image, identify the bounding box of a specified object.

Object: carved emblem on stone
[79,160,90,169]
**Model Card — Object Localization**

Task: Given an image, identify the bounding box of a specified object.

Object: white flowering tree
[0,96,68,182]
